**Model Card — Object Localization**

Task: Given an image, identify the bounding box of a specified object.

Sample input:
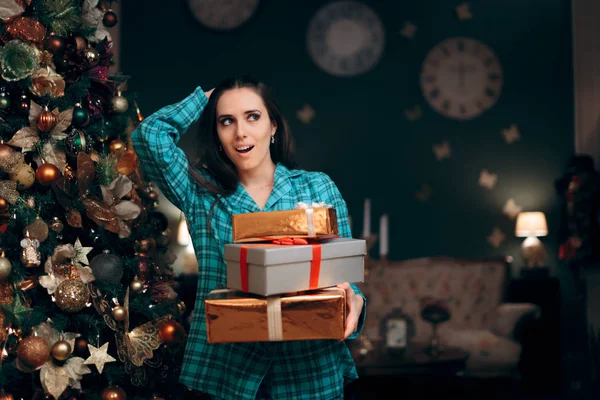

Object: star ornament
[84,342,116,374]
[1,294,32,327]
[73,237,93,266]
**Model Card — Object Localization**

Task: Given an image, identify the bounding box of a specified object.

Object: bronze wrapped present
[205,287,345,343]
[231,207,338,243]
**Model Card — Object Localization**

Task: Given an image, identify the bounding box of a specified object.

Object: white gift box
[224,237,366,296]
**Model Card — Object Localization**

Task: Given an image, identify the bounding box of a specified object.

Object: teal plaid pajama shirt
[131,87,366,400]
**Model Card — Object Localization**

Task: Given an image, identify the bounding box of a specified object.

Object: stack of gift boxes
[205,205,366,343]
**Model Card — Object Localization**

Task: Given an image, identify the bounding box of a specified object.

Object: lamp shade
[515,212,548,237]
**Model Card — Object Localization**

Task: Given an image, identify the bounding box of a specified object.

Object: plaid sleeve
[131,87,208,211]
[319,172,366,340]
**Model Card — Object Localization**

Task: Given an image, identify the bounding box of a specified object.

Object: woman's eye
[220,117,233,126]
[249,113,260,121]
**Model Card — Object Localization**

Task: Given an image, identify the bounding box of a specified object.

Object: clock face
[307,1,385,77]
[188,0,260,31]
[420,37,503,120]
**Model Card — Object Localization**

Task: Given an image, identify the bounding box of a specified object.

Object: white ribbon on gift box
[295,201,332,237]
[209,288,283,341]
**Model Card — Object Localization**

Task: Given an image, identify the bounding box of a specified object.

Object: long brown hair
[189,76,298,196]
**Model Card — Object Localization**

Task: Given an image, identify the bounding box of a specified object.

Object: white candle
[362,198,371,238]
[379,213,388,256]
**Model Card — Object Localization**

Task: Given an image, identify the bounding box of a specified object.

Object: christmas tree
[0,1,189,399]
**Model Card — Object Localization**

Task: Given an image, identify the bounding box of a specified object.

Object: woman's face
[215,87,277,173]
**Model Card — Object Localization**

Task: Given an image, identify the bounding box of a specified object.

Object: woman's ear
[271,121,278,135]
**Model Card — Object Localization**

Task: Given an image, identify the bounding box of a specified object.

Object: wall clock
[307,1,385,77]
[187,0,260,31]
[420,37,503,120]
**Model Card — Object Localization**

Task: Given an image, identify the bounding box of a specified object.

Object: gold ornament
[111,93,129,113]
[129,277,144,294]
[176,300,186,316]
[109,139,126,155]
[50,217,64,233]
[83,48,100,66]
[35,163,61,185]
[53,263,75,278]
[84,342,116,374]
[0,253,11,281]
[100,385,127,400]
[16,336,50,370]
[158,319,186,344]
[55,279,90,312]
[0,198,7,213]
[50,340,72,361]
[23,217,49,243]
[20,232,41,267]
[9,164,35,190]
[0,283,13,305]
[111,305,127,321]
[25,197,35,209]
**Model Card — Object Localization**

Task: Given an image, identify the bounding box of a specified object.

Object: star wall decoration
[399,21,417,38]
[487,227,505,248]
[433,141,451,160]
[502,124,521,144]
[404,105,422,121]
[478,169,498,190]
[502,198,522,220]
[296,104,315,124]
[456,3,473,20]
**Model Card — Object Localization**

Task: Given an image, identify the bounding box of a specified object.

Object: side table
[345,343,469,399]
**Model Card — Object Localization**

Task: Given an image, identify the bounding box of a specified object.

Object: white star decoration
[456,3,473,20]
[503,198,522,220]
[487,227,505,248]
[73,237,93,266]
[478,169,498,190]
[415,184,432,201]
[399,21,417,38]
[404,105,422,121]
[433,141,451,160]
[84,342,116,374]
[296,104,315,124]
[502,124,521,144]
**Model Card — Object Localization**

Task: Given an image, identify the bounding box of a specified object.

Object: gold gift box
[231,208,338,243]
[205,287,345,343]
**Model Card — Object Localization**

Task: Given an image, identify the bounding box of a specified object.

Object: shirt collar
[228,163,301,212]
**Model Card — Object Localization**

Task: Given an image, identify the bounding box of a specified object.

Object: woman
[131,76,366,400]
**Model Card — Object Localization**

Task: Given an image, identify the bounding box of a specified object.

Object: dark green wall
[121,0,573,267]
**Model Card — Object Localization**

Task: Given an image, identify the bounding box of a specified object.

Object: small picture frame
[380,308,415,353]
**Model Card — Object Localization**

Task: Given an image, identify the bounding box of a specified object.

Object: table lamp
[515,211,548,267]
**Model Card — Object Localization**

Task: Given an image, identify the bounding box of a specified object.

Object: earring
[271,136,275,144]
[219,145,223,151]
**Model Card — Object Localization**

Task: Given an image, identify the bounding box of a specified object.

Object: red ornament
[158,319,186,344]
[102,10,118,27]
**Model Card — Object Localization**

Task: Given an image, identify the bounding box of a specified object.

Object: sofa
[355,256,540,378]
